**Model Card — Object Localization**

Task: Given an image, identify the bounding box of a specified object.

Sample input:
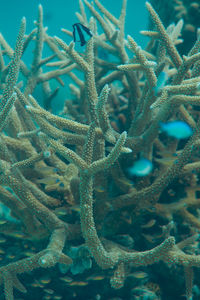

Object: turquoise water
[0,0,147,46]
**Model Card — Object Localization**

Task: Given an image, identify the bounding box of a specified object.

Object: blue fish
[72,23,93,46]
[127,158,153,177]
[153,71,168,95]
[160,120,193,139]
[59,182,65,188]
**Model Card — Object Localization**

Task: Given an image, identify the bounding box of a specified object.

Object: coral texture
[0,1,200,299]
[149,0,200,54]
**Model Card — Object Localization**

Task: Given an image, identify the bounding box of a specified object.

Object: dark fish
[72,23,92,46]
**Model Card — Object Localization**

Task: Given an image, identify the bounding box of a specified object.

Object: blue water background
[0,0,147,45]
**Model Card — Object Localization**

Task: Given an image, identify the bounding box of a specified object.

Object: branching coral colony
[0,0,200,299]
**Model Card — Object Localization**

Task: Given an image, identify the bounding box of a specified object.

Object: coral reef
[149,0,200,54]
[0,1,200,299]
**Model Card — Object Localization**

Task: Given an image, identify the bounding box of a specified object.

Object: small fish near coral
[127,158,153,177]
[72,23,93,46]
[160,120,193,139]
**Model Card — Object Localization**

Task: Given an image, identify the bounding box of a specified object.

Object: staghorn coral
[0,1,200,299]
[149,0,200,54]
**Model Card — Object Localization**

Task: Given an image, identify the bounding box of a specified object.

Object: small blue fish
[72,23,92,46]
[59,182,65,188]
[160,120,193,139]
[127,158,153,177]
[153,71,168,95]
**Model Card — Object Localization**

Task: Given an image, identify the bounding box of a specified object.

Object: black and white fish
[72,23,93,46]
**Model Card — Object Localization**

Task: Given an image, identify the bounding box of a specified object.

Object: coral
[149,0,200,54]
[0,1,200,299]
